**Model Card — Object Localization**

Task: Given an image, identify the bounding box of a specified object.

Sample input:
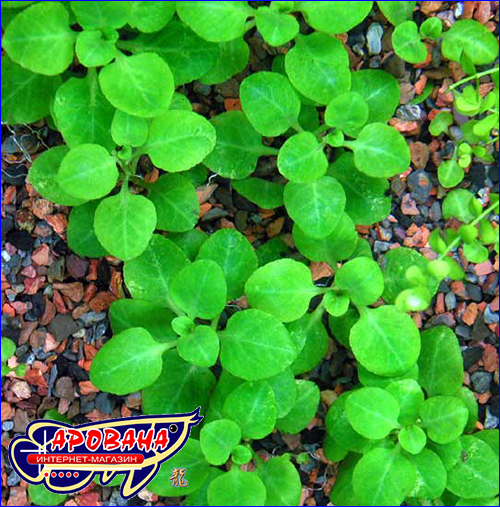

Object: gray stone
[78,311,107,326]
[54,376,75,401]
[373,241,391,253]
[484,306,499,324]
[485,407,499,429]
[95,393,115,414]
[462,346,483,369]
[2,420,14,431]
[466,284,482,302]
[445,291,457,311]
[48,314,79,342]
[407,170,432,204]
[367,22,383,55]
[455,325,472,340]
[471,370,492,394]
[397,104,424,121]
[7,471,20,487]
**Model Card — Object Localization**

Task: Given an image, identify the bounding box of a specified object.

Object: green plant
[2,2,498,506]
[1,337,26,378]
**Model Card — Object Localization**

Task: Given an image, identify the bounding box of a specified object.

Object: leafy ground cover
[1,1,499,506]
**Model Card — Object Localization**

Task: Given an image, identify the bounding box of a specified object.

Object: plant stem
[448,66,499,92]
[291,121,304,133]
[166,297,185,317]
[314,124,331,137]
[210,314,221,330]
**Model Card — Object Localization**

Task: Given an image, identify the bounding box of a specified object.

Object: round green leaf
[378,1,416,26]
[54,73,115,151]
[67,201,108,258]
[94,189,156,261]
[276,379,319,434]
[442,189,478,223]
[148,173,199,232]
[350,69,400,123]
[204,371,244,424]
[1,338,16,363]
[169,229,207,261]
[418,326,464,397]
[284,176,346,239]
[128,1,176,33]
[392,21,428,64]
[3,1,35,8]
[329,152,391,225]
[240,71,301,136]
[99,52,173,118]
[231,445,252,465]
[456,387,479,433]
[335,257,384,306]
[69,1,130,29]
[438,159,465,188]
[1,57,61,125]
[350,123,410,177]
[345,387,400,439]
[285,32,351,104]
[111,110,148,148]
[288,313,329,374]
[200,419,241,466]
[399,425,427,455]
[28,484,67,506]
[110,299,176,344]
[255,7,298,46]
[474,430,500,458]
[200,37,249,85]
[420,396,469,444]
[293,213,357,264]
[223,380,277,439]
[176,1,254,42]
[58,144,118,200]
[442,19,499,65]
[325,92,369,136]
[352,447,416,506]
[298,1,373,35]
[427,439,463,471]
[89,328,167,395]
[232,178,284,209]
[266,368,297,419]
[124,234,190,306]
[350,305,421,377]
[464,240,489,263]
[245,258,319,322]
[447,436,499,499]
[146,110,215,172]
[256,455,302,506]
[75,29,117,67]
[29,146,86,206]
[208,468,267,507]
[197,228,258,301]
[178,325,220,368]
[203,111,274,180]
[3,2,75,75]
[221,309,297,381]
[142,350,215,416]
[385,379,425,426]
[149,439,210,497]
[277,132,328,183]
[171,259,227,319]
[406,448,447,499]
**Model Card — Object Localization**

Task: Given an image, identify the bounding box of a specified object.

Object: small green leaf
[231,445,253,465]
[232,178,285,209]
[350,123,411,177]
[377,1,416,25]
[172,316,195,336]
[420,16,442,39]
[420,396,469,444]
[223,380,277,439]
[203,111,274,180]
[178,325,220,367]
[3,2,75,75]
[200,38,249,85]
[392,21,428,64]
[255,7,299,46]
[346,387,400,439]
[447,436,500,499]
[176,1,254,43]
[67,201,108,258]
[94,189,156,261]
[90,328,167,395]
[324,292,350,317]
[240,71,301,136]
[245,259,319,322]
[256,455,301,506]
[221,309,297,381]
[169,229,208,261]
[277,132,328,183]
[325,92,369,136]
[111,110,149,148]
[443,189,478,222]
[385,379,425,426]
[276,380,319,434]
[124,235,189,306]
[266,368,297,419]
[442,19,499,65]
[110,299,177,344]
[99,52,174,118]
[28,484,67,506]
[406,449,447,499]
[429,111,454,136]
[148,173,199,232]
[29,146,86,206]
[1,57,61,125]
[284,176,346,239]
[456,386,479,433]
[350,306,421,377]
[142,350,215,416]
[285,32,351,104]
[335,257,384,306]
[75,29,117,67]
[399,425,427,455]
[58,144,118,200]
[208,468,267,507]
[352,447,416,506]
[127,1,176,33]
[1,338,16,362]
[438,159,465,188]
[170,259,227,319]
[70,1,130,29]
[463,240,489,263]
[200,419,241,465]
[53,73,115,151]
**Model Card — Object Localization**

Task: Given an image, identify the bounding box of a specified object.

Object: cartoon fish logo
[8,409,202,499]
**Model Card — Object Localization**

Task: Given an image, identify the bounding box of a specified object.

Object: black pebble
[1,164,28,186]
[6,229,34,251]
